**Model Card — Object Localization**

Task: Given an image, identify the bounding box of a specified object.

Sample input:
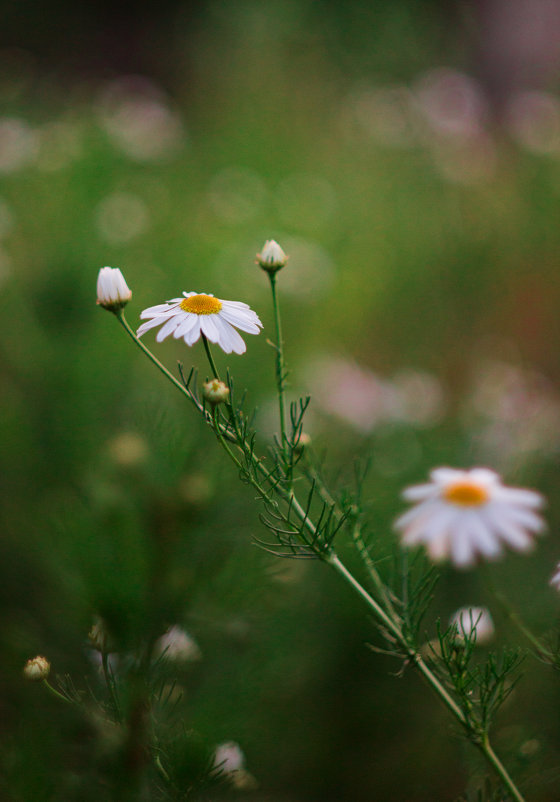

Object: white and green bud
[96,266,132,311]
[203,378,230,406]
[256,239,288,273]
[23,655,51,681]
[449,606,494,645]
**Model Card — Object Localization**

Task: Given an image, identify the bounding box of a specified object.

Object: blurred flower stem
[267,273,288,465]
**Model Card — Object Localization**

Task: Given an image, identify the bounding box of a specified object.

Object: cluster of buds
[256,239,288,274]
[96,266,132,311]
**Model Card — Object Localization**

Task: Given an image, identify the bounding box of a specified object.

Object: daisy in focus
[395,467,545,568]
[137,291,262,354]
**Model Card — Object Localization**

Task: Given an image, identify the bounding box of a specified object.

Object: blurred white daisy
[137,291,262,354]
[449,606,495,644]
[395,467,545,567]
[155,626,201,662]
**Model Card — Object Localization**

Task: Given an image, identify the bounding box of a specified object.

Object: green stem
[304,461,399,621]
[42,679,72,705]
[479,736,526,802]
[102,650,122,722]
[116,311,195,402]
[202,334,220,380]
[268,274,288,461]
[327,555,526,801]
[118,309,526,802]
[491,586,552,660]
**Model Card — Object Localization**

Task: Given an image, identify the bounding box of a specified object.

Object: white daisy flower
[395,467,545,568]
[136,291,262,354]
[449,606,495,644]
[550,563,560,591]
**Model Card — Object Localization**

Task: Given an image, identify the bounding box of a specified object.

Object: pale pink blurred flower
[97,76,185,162]
[413,68,489,140]
[155,626,201,662]
[395,467,545,567]
[506,90,560,154]
[0,118,37,172]
[95,192,150,244]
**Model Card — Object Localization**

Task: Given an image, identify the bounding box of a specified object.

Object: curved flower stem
[202,334,220,380]
[480,737,526,802]
[102,649,122,723]
[268,274,288,463]
[116,310,526,802]
[116,311,195,402]
[303,461,399,621]
[42,679,73,705]
[490,585,553,661]
[326,553,526,802]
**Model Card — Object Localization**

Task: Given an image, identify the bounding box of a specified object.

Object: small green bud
[203,379,230,405]
[256,239,288,273]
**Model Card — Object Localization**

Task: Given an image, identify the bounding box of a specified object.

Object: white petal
[184,318,202,346]
[494,504,545,533]
[137,315,174,337]
[219,308,262,334]
[398,503,450,545]
[156,314,184,342]
[467,468,500,486]
[430,467,464,485]
[220,302,263,327]
[219,299,250,309]
[463,512,501,559]
[426,531,452,561]
[218,318,246,354]
[200,314,221,343]
[483,509,534,551]
[173,313,198,339]
[212,316,235,354]
[402,483,439,502]
[494,486,544,509]
[449,521,477,567]
[140,303,178,319]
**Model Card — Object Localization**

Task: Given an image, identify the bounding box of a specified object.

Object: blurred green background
[2,1,560,799]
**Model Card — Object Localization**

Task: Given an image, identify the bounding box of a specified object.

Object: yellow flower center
[180,294,222,315]
[443,480,489,507]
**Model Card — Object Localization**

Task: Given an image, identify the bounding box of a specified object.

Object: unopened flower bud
[449,606,494,645]
[256,239,288,273]
[96,266,132,311]
[203,379,230,406]
[294,431,312,453]
[23,655,51,681]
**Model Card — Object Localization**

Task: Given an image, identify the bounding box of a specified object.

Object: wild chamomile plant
[91,249,551,802]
